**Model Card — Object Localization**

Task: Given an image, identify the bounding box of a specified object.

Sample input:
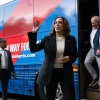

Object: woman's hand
[13,73,16,80]
[58,56,70,63]
[32,20,41,33]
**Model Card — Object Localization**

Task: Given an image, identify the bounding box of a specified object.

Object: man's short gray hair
[91,16,100,21]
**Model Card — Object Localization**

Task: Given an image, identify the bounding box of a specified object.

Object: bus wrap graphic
[0,0,79,99]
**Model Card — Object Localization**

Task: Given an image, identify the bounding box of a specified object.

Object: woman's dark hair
[50,17,71,37]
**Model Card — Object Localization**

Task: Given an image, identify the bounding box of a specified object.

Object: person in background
[84,16,100,89]
[28,17,78,100]
[0,38,16,100]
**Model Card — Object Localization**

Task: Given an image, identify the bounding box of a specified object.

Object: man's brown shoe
[89,78,98,87]
[92,84,99,89]
[99,86,100,90]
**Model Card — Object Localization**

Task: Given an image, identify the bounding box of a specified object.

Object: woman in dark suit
[28,17,78,100]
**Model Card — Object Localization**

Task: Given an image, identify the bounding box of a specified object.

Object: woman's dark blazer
[28,32,78,86]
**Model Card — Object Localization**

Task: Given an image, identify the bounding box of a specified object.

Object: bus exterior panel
[0,0,79,99]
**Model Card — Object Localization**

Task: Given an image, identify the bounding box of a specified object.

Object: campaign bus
[0,0,99,99]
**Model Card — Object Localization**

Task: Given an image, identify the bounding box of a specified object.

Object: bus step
[85,88,100,100]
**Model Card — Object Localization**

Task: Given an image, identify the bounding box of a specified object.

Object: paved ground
[0,98,20,100]
[0,98,59,100]
[0,94,34,100]
[0,97,89,100]
[0,97,60,100]
[0,97,61,100]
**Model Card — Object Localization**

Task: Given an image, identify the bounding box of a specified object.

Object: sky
[0,0,14,6]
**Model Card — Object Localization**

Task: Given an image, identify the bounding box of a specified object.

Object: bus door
[79,0,100,99]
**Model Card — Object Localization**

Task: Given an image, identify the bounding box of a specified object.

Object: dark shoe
[99,86,100,90]
[92,84,99,89]
[89,78,98,87]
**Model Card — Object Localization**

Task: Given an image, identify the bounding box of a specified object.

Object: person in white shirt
[0,38,16,100]
[84,16,100,89]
